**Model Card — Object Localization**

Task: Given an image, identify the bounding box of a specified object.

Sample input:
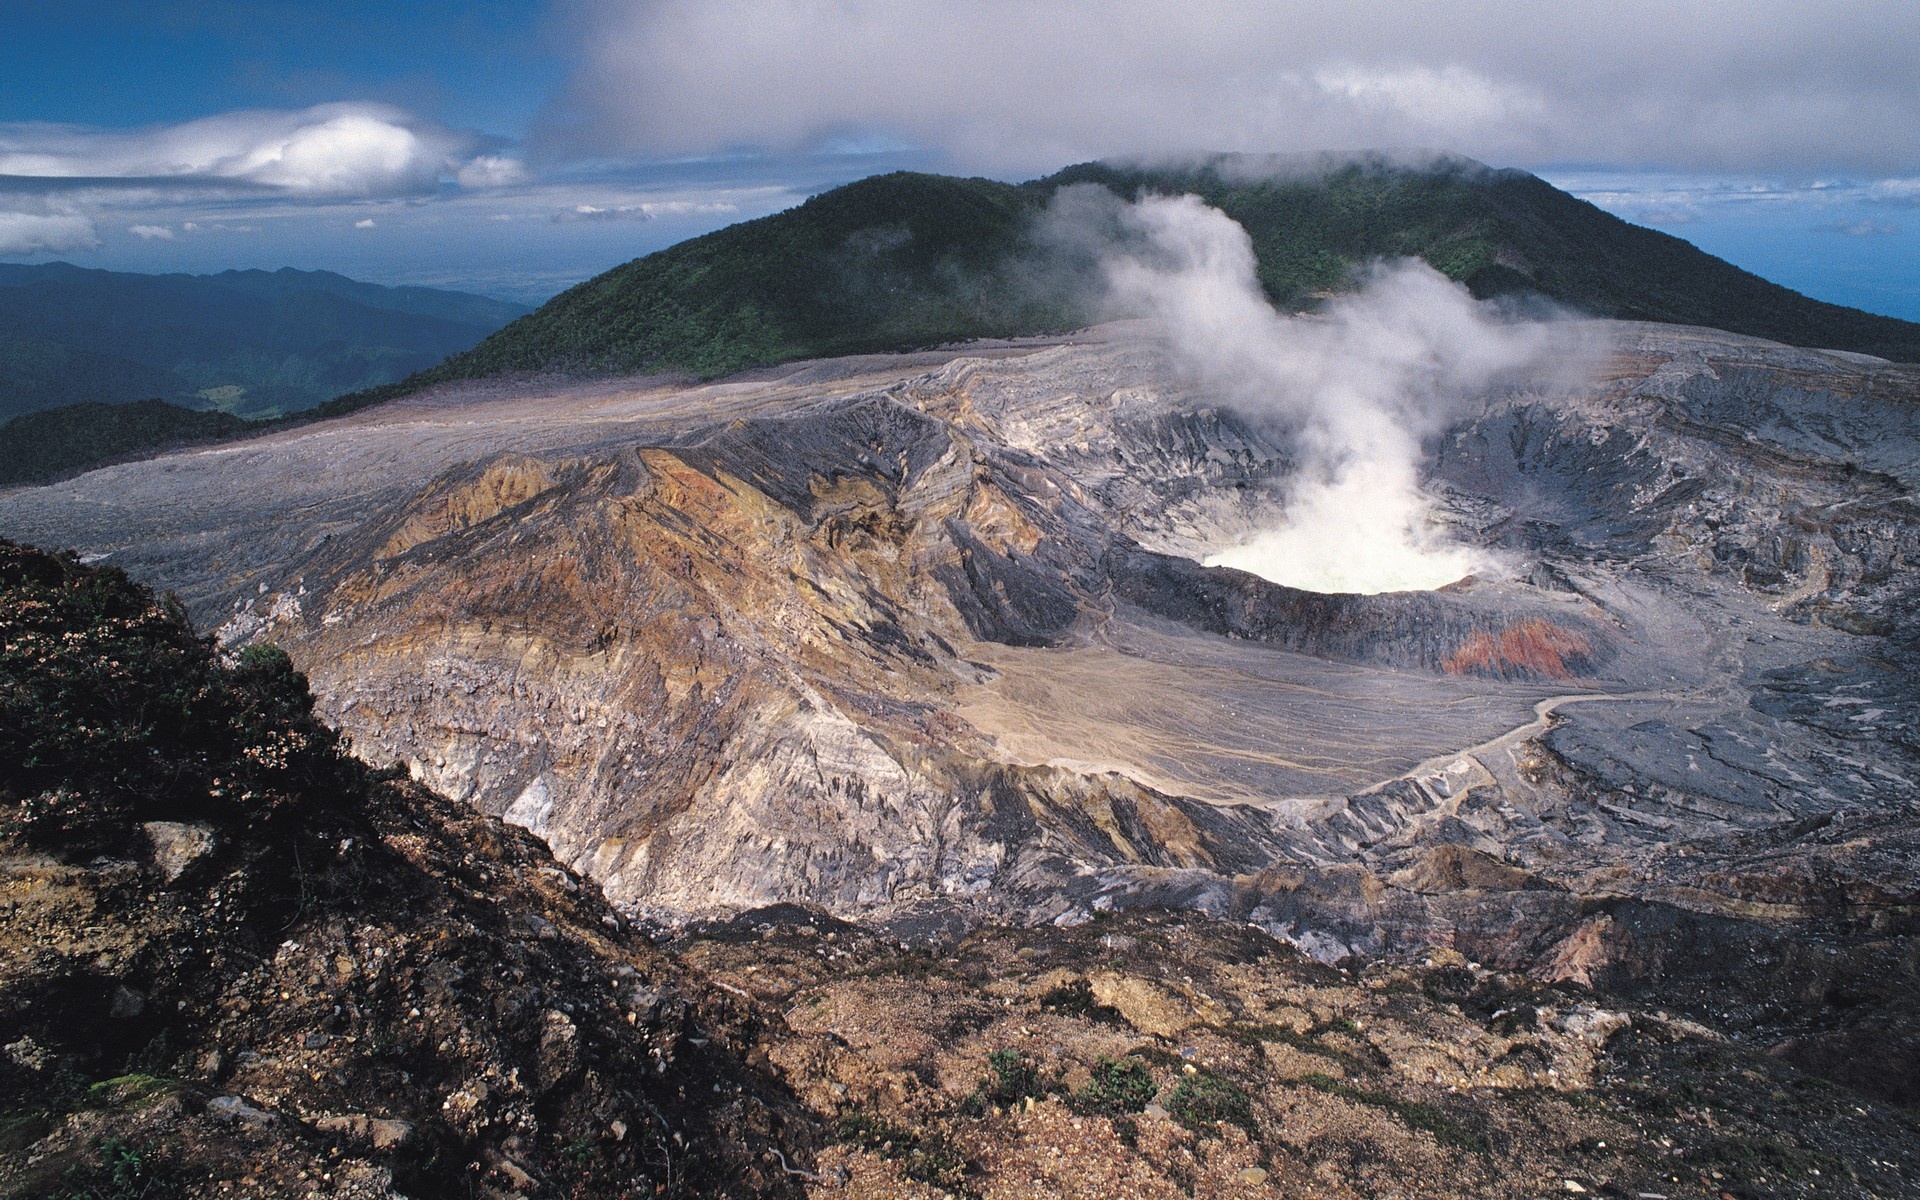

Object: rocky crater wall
[1,324,1916,1059]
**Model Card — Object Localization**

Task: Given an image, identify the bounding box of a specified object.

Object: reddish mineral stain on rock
[1444,619,1594,679]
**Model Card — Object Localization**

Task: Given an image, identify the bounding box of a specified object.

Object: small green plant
[980,1049,1047,1106]
[50,1136,178,1200]
[1070,1056,1158,1116]
[0,1067,183,1160]
[83,1074,177,1108]
[1165,1072,1257,1137]
[834,1111,968,1190]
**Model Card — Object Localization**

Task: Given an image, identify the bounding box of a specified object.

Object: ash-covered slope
[374,157,1920,399]
[0,329,1626,916]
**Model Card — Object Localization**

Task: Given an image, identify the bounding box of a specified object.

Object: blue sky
[1539,171,1920,323]
[2,2,558,133]
[4,1,1917,319]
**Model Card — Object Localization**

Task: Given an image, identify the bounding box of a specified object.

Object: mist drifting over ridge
[1071,189,1578,593]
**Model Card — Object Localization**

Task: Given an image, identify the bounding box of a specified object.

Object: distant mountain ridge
[0,263,528,422]
[369,154,1920,401]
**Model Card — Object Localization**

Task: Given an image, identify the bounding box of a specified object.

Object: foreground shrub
[1070,1056,1158,1116]
[1165,1072,1257,1136]
[835,1111,969,1190]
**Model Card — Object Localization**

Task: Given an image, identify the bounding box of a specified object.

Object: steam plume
[1093,192,1564,593]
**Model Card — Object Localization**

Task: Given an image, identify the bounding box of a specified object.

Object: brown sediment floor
[954,613,1568,806]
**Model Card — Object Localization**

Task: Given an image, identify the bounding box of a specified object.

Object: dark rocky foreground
[671,906,1920,1200]
[0,783,814,1199]
[0,541,810,1197]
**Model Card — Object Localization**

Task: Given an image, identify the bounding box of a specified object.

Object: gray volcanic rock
[0,330,1613,913]
[3,322,1917,1096]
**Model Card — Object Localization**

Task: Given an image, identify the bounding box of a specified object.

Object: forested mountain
[0,263,527,422]
[375,155,1920,400]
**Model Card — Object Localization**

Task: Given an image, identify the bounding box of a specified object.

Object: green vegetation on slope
[395,171,1075,389]
[384,156,1920,403]
[1049,155,1524,307]
[0,400,252,488]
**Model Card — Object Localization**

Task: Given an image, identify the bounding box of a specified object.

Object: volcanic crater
[3,320,1917,1091]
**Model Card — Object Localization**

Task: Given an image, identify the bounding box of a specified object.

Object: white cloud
[546,0,1920,175]
[237,111,448,195]
[1822,219,1901,237]
[355,218,377,229]
[1543,169,1920,222]
[1869,178,1920,207]
[0,103,479,199]
[0,105,552,260]
[640,199,740,217]
[1311,65,1545,131]
[555,202,640,222]
[0,211,98,256]
[457,155,533,188]
[1638,211,1701,227]
[553,197,740,222]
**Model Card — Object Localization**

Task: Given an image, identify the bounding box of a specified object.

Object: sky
[2,0,1917,315]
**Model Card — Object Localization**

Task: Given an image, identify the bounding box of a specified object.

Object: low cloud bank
[0,104,502,199]
[1073,191,1574,593]
[0,104,543,264]
[0,211,97,256]
[549,0,1920,176]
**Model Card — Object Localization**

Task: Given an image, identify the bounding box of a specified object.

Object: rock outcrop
[0,540,816,1197]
